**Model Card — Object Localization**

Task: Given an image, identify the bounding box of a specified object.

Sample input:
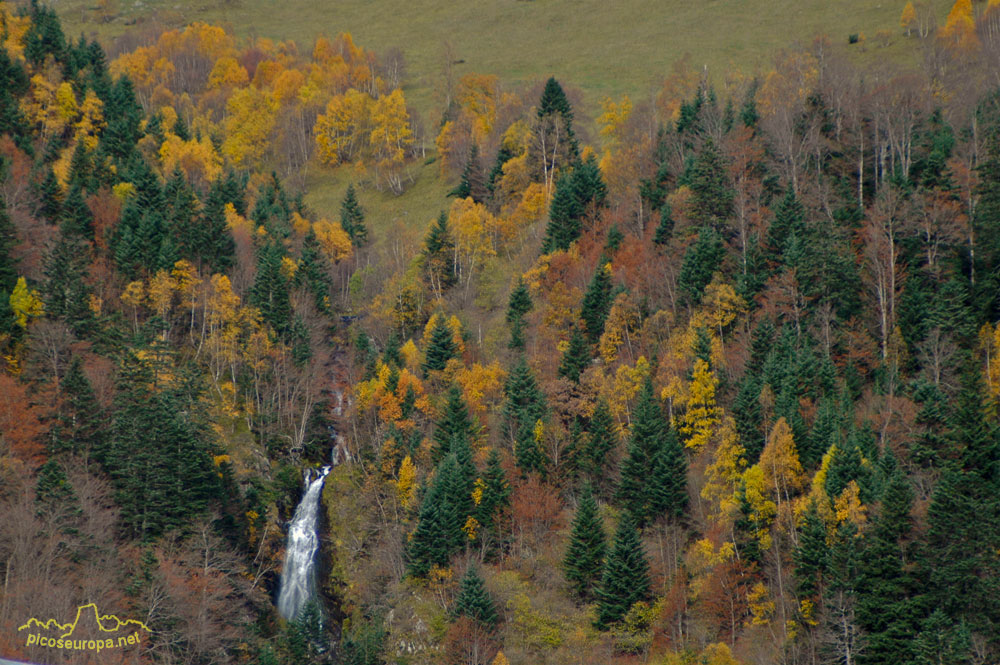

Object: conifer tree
[51,355,105,458]
[595,514,650,629]
[42,233,92,336]
[506,278,532,349]
[423,314,459,374]
[296,227,331,313]
[794,500,829,598]
[533,77,579,188]
[583,399,617,483]
[580,263,613,342]
[433,385,476,464]
[502,356,547,440]
[476,448,510,533]
[408,454,466,576]
[563,484,607,600]
[249,241,292,335]
[35,457,77,512]
[688,138,732,228]
[649,420,688,521]
[422,211,457,294]
[38,168,62,223]
[197,184,235,274]
[340,184,368,245]
[766,186,806,266]
[514,418,547,476]
[60,183,93,239]
[653,204,675,246]
[449,144,487,203]
[541,172,584,253]
[454,565,498,629]
[678,225,725,304]
[558,329,590,383]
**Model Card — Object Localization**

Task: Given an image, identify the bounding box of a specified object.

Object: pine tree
[296,227,331,313]
[649,420,688,521]
[454,565,498,629]
[51,355,106,458]
[595,514,650,629]
[766,186,806,267]
[558,329,590,383]
[506,278,532,349]
[35,457,78,512]
[408,455,466,576]
[563,484,607,600]
[423,314,459,374]
[198,184,235,274]
[38,168,62,223]
[678,225,725,304]
[533,78,579,186]
[572,154,607,212]
[340,184,368,245]
[450,144,487,203]
[580,263,613,342]
[652,204,674,246]
[42,233,92,336]
[60,182,93,239]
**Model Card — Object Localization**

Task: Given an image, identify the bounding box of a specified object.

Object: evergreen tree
[558,329,590,383]
[506,278,532,349]
[572,154,608,211]
[476,448,510,534]
[198,185,235,273]
[340,184,368,245]
[563,484,607,600]
[422,211,457,293]
[433,385,477,461]
[794,500,829,598]
[407,455,465,576]
[582,399,617,484]
[51,355,106,458]
[580,263,613,342]
[249,242,292,335]
[912,610,973,665]
[541,172,584,253]
[502,356,547,440]
[42,233,92,336]
[449,144,487,203]
[823,521,864,665]
[454,565,499,628]
[514,417,547,476]
[688,138,732,228]
[296,227,331,313]
[60,183,93,239]
[35,457,77,512]
[649,420,688,521]
[423,314,459,374]
[652,204,675,246]
[766,186,806,265]
[38,168,62,223]
[595,514,650,629]
[678,225,725,304]
[532,78,579,184]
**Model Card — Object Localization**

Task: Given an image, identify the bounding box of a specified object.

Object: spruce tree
[583,399,617,483]
[580,263,613,342]
[648,420,688,521]
[408,455,466,576]
[563,484,607,600]
[423,314,459,374]
[541,172,584,253]
[652,204,674,246]
[449,144,487,203]
[42,233,92,336]
[688,138,732,229]
[595,514,650,629]
[340,184,368,245]
[502,356,547,440]
[60,183,93,239]
[514,417,547,476]
[38,168,62,223]
[766,186,806,266]
[506,278,532,349]
[794,501,829,598]
[51,355,106,459]
[199,184,236,273]
[422,211,457,293]
[558,329,590,383]
[453,565,498,629]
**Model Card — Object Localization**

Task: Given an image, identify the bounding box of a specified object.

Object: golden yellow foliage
[702,416,747,523]
[396,455,417,508]
[742,464,776,551]
[679,358,722,448]
[9,277,43,328]
[834,480,867,527]
[159,134,223,184]
[747,582,775,626]
[315,88,372,164]
[900,1,917,33]
[455,362,507,418]
[598,94,632,144]
[312,220,353,263]
[941,0,978,49]
[222,87,277,168]
[207,56,249,89]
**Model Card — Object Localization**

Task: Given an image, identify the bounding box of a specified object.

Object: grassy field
[47,0,951,235]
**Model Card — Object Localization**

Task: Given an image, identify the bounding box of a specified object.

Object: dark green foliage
[42,232,92,336]
[453,565,498,628]
[50,356,105,458]
[582,399,617,484]
[341,615,387,665]
[580,264,613,342]
[407,454,467,577]
[616,377,686,526]
[476,448,510,533]
[794,501,829,597]
[595,514,650,629]
[652,204,674,246]
[296,227,331,313]
[688,138,732,228]
[678,225,724,304]
[433,385,477,461]
[197,184,236,274]
[0,188,16,295]
[506,278,532,349]
[563,484,607,600]
[486,146,513,201]
[60,183,93,239]
[249,242,292,335]
[35,457,77,511]
[340,184,368,245]
[38,168,62,223]
[449,144,487,203]
[766,186,806,265]
[24,1,67,66]
[558,329,590,383]
[423,314,459,374]
[823,521,863,663]
[514,417,547,476]
[422,211,457,293]
[105,354,220,540]
[502,356,547,441]
[541,172,584,253]
[912,610,972,665]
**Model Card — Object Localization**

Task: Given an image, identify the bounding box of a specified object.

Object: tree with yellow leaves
[314,88,372,165]
[9,277,43,329]
[312,219,353,263]
[900,1,917,36]
[679,358,722,449]
[369,88,413,193]
[759,417,805,518]
[940,0,978,51]
[396,455,417,509]
[702,416,747,524]
[222,87,277,168]
[449,197,498,292]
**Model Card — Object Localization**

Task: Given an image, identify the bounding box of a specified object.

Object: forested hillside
[1,1,1000,665]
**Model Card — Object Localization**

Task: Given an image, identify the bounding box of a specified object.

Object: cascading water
[277,466,330,621]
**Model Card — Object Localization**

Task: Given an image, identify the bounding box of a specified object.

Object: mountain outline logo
[17,603,150,652]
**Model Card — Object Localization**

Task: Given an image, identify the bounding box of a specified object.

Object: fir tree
[38,168,62,223]
[652,204,675,246]
[198,185,235,274]
[688,138,732,228]
[423,314,459,374]
[60,183,93,239]
[502,356,547,440]
[595,514,650,629]
[794,500,829,598]
[407,455,466,576]
[42,233,92,336]
[249,242,292,335]
[514,418,547,476]
[563,484,607,600]
[454,565,498,628]
[449,144,487,203]
[558,329,590,383]
[51,355,106,458]
[583,399,617,483]
[541,172,584,253]
[340,184,368,245]
[580,263,613,342]
[506,278,532,349]
[422,211,457,294]
[476,448,510,534]
[649,419,688,521]
[678,225,725,304]
[766,186,806,266]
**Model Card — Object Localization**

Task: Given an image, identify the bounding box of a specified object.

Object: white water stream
[276,466,330,621]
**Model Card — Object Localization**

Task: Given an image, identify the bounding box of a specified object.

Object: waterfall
[277,466,330,621]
